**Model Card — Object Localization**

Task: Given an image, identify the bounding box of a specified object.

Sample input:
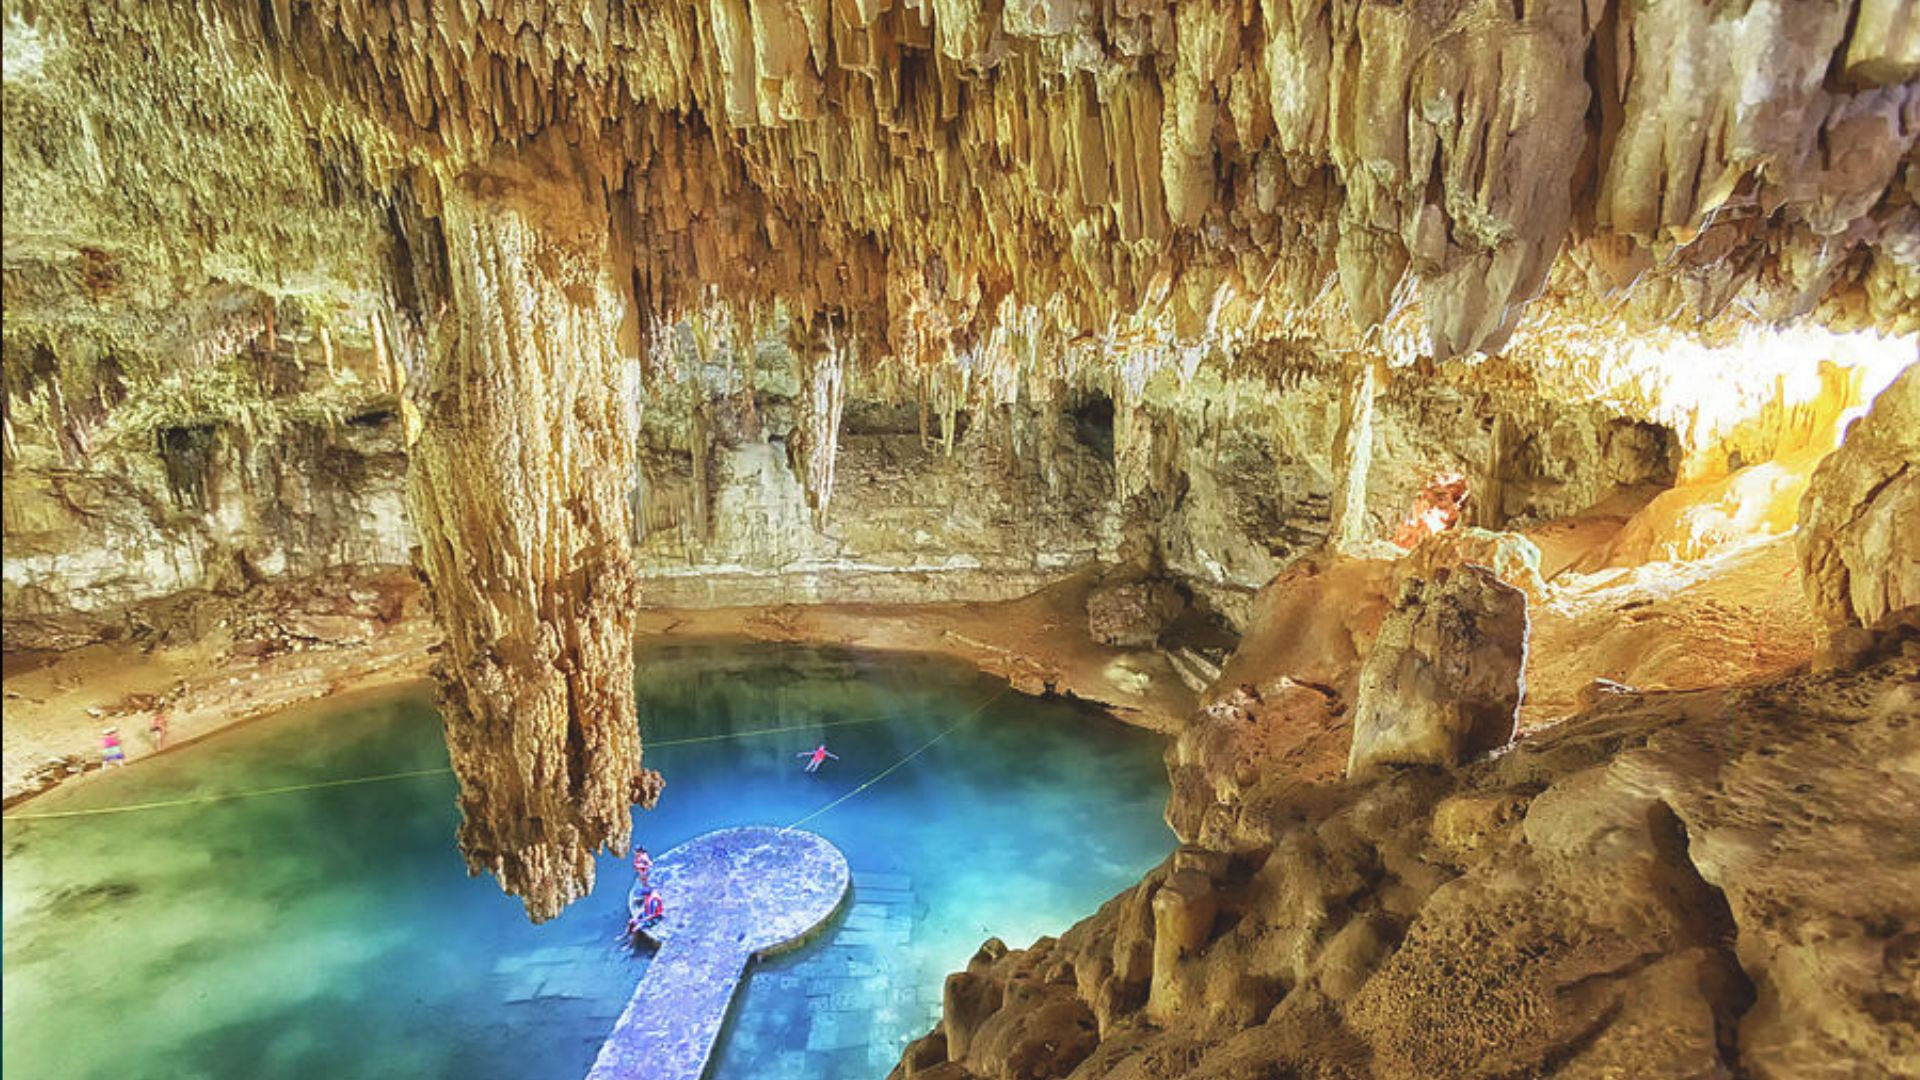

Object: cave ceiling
[5,0,1917,379]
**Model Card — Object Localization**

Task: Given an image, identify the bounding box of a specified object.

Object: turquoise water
[2,642,1172,1079]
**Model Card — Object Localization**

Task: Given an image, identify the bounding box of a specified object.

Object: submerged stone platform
[585,826,850,1080]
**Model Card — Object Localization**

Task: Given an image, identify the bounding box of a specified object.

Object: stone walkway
[585,827,849,1080]
[717,868,940,1078]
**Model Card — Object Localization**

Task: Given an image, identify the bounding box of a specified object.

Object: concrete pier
[585,827,849,1080]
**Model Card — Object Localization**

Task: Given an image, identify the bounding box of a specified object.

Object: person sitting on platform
[623,887,666,944]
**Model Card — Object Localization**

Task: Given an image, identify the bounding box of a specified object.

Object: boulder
[1401,526,1548,601]
[1147,866,1220,1022]
[1798,361,1920,666]
[966,981,1100,1080]
[1347,565,1529,779]
[941,971,1005,1062]
[895,1029,950,1076]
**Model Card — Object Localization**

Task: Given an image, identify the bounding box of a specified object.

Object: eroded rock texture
[11,0,1916,375]
[900,652,1920,1080]
[405,157,659,920]
[235,0,1918,353]
[1346,565,1528,779]
[1798,358,1920,665]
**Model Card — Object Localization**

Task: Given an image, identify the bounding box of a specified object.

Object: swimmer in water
[796,744,839,773]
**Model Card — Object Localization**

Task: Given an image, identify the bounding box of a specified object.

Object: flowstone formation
[4,0,1919,925]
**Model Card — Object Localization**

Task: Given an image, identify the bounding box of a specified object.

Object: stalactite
[404,158,660,923]
[1328,356,1383,550]
[1476,410,1512,531]
[79,0,1902,391]
[690,398,713,546]
[793,320,847,526]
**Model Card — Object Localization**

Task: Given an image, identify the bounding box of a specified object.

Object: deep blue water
[2,641,1172,1079]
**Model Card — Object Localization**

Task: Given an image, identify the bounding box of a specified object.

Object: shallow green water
[2,642,1172,1080]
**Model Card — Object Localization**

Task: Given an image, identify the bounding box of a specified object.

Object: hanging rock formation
[17,0,1908,366]
[405,150,661,921]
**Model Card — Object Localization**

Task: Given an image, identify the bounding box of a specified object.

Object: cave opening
[1067,391,1116,464]
[155,423,219,511]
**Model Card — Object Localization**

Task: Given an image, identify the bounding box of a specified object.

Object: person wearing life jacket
[621,887,666,944]
[632,844,652,887]
[796,744,840,773]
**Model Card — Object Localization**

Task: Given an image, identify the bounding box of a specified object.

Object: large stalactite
[405,150,661,921]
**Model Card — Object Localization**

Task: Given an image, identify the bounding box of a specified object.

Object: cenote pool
[2,642,1173,1080]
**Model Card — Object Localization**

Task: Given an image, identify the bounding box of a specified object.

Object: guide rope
[0,767,452,822]
[781,686,1010,833]
[0,702,982,823]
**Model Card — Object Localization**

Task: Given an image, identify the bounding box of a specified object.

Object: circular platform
[630,826,849,957]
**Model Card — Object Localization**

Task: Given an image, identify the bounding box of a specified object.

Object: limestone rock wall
[630,335,1116,606]
[1,292,412,650]
[1798,357,1920,661]
[901,653,1920,1080]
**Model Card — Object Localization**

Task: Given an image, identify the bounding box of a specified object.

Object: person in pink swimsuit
[796,744,839,773]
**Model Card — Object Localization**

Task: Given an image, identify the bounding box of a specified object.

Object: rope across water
[2,691,1010,823]
[782,686,1009,832]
